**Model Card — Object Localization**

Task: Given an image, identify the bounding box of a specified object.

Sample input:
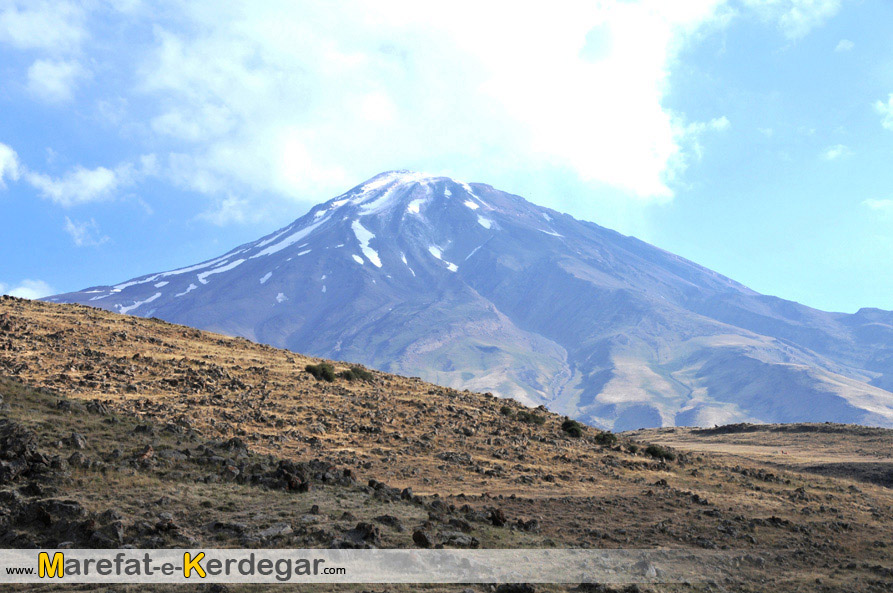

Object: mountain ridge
[48,170,893,429]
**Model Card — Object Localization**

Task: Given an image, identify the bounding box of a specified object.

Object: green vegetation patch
[593,431,618,446]
[561,418,585,438]
[339,366,375,383]
[644,444,676,461]
[516,410,546,425]
[305,362,336,382]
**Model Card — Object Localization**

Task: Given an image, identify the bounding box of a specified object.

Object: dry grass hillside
[2,296,893,592]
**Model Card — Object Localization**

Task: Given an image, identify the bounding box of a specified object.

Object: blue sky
[1,0,892,313]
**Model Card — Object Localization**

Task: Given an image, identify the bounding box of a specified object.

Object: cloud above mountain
[132,1,734,206]
[5,0,888,315]
[0,0,843,221]
[0,279,54,300]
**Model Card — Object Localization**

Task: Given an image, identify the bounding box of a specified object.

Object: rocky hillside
[2,296,893,592]
[47,171,893,430]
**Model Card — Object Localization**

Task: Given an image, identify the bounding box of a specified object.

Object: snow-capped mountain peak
[47,171,893,430]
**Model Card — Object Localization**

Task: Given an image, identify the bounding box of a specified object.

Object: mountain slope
[48,171,893,429]
[3,297,893,592]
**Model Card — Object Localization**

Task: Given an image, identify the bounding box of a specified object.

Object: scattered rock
[336,522,381,548]
[488,508,507,527]
[495,585,535,593]
[440,530,479,548]
[412,529,435,548]
[374,514,405,531]
[259,522,293,539]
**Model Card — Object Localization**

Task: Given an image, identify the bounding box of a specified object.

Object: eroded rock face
[0,419,46,484]
[0,419,124,548]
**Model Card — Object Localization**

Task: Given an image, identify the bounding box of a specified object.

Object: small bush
[644,444,676,461]
[516,410,546,425]
[499,405,514,417]
[561,418,585,438]
[627,443,639,454]
[339,366,375,382]
[593,431,618,446]
[305,363,336,382]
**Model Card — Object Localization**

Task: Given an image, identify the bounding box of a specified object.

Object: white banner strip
[0,548,756,584]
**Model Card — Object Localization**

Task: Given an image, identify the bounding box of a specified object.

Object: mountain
[47,170,893,429]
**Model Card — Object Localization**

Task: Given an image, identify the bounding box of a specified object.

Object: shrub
[561,418,585,438]
[644,444,676,461]
[305,363,336,382]
[593,431,618,446]
[516,410,546,425]
[339,366,375,382]
[499,405,514,417]
[627,443,639,454]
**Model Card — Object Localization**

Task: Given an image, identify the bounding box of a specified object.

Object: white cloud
[97,97,129,126]
[822,144,852,160]
[835,39,854,52]
[22,155,157,207]
[0,279,55,300]
[0,1,86,53]
[709,116,731,131]
[26,164,127,207]
[679,115,732,161]
[876,95,893,131]
[864,199,893,214]
[197,195,260,226]
[64,216,109,246]
[130,0,737,207]
[27,59,87,103]
[0,142,20,188]
[745,0,842,40]
[1,0,848,222]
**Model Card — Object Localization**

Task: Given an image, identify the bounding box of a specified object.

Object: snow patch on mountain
[197,259,245,284]
[117,292,161,314]
[351,220,382,267]
[428,245,458,272]
[355,172,434,215]
[251,216,329,258]
[259,272,272,284]
[400,253,416,276]
[112,279,146,293]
